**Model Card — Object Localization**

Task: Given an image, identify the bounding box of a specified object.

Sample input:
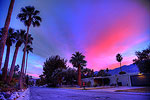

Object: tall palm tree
[24,45,33,75]
[7,29,26,83]
[17,6,41,89]
[69,52,87,87]
[0,0,15,69]
[0,28,16,82]
[116,53,123,72]
[19,34,33,89]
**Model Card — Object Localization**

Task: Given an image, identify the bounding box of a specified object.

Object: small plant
[93,83,98,87]
[87,81,91,87]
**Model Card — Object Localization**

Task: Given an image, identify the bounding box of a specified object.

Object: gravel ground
[30,87,150,100]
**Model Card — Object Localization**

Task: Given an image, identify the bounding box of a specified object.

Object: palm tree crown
[25,45,33,54]
[70,52,87,87]
[15,29,26,47]
[70,52,87,68]
[26,34,33,44]
[0,28,16,46]
[116,53,123,62]
[17,6,42,27]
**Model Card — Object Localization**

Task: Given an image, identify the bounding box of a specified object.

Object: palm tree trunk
[7,46,19,83]
[0,0,15,69]
[2,45,10,82]
[25,53,28,75]
[120,62,122,72]
[78,65,81,87]
[19,26,29,89]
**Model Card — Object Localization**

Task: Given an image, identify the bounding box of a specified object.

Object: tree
[7,29,26,83]
[17,6,41,89]
[116,53,123,72]
[19,34,33,88]
[43,55,67,87]
[0,28,16,82]
[14,64,19,73]
[97,69,110,77]
[82,68,94,78]
[13,64,20,77]
[0,0,15,69]
[106,68,109,72]
[38,74,46,86]
[62,68,77,85]
[24,45,33,75]
[69,52,87,87]
[133,46,150,73]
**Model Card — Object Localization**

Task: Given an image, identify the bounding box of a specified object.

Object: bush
[0,81,9,89]
[93,83,98,87]
[103,78,110,85]
[133,46,150,73]
[119,71,126,74]
[86,81,91,87]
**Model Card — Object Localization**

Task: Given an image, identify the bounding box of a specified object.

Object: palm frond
[18,6,41,27]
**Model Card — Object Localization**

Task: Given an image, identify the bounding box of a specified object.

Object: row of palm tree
[0,28,16,81]
[0,2,41,89]
[0,28,33,83]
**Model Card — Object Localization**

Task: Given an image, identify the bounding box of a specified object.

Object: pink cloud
[27,73,40,78]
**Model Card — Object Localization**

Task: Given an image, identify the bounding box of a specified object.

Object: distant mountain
[108,64,139,75]
[94,64,139,76]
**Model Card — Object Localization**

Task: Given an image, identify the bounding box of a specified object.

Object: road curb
[17,88,30,100]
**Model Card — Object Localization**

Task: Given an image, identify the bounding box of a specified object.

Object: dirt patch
[115,87,150,93]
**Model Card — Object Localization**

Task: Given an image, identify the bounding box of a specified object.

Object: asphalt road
[30,87,150,100]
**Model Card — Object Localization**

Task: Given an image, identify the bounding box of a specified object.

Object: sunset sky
[0,0,150,78]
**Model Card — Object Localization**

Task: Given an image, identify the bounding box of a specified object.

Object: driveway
[30,87,150,100]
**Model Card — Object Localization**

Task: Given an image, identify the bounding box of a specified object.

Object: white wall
[108,74,131,86]
[82,74,133,87]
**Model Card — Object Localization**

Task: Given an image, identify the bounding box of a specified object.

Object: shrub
[103,78,110,85]
[87,81,91,87]
[93,83,98,87]
[119,71,126,74]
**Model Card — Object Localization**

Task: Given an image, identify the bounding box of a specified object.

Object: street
[30,87,150,100]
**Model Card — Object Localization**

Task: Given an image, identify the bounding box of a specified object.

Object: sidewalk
[62,86,150,95]
[88,86,143,92]
[87,86,150,95]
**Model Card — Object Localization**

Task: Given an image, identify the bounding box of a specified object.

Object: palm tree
[0,28,16,82]
[17,6,41,89]
[19,34,33,89]
[7,29,26,83]
[116,53,123,72]
[0,0,15,69]
[69,52,87,87]
[24,45,33,75]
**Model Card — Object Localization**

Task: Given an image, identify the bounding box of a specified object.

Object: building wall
[130,74,150,86]
[82,77,95,86]
[82,74,132,87]
[108,74,131,86]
